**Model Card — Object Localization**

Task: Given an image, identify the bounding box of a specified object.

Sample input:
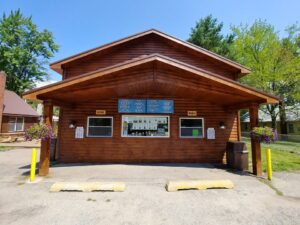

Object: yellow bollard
[266,148,272,180]
[30,148,37,182]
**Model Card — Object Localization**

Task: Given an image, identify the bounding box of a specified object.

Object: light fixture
[219,122,226,129]
[69,120,76,128]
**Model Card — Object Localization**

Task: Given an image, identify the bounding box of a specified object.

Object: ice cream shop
[23,29,279,177]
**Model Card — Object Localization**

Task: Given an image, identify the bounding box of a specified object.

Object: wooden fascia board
[24,56,157,100]
[155,57,279,104]
[50,29,250,75]
[24,54,277,103]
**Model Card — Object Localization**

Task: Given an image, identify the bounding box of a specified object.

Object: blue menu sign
[118,99,146,113]
[146,100,174,113]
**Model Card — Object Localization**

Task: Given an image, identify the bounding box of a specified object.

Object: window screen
[16,118,24,131]
[8,117,24,132]
[180,118,204,138]
[122,115,169,137]
[87,117,113,137]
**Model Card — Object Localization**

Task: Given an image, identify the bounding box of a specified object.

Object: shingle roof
[3,90,39,117]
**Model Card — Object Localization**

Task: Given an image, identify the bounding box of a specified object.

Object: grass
[242,137,300,172]
[0,146,14,151]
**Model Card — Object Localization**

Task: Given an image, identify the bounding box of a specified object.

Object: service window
[122,115,169,137]
[180,117,204,138]
[8,117,24,132]
[87,117,113,137]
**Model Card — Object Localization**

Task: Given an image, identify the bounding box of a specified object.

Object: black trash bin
[226,141,248,171]
[50,138,57,161]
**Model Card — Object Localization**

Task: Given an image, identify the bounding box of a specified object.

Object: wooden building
[23,29,279,176]
[0,73,39,137]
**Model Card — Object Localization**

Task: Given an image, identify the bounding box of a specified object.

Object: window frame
[121,115,170,138]
[8,117,24,133]
[86,116,113,138]
[179,117,205,138]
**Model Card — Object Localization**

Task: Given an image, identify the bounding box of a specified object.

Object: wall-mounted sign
[146,100,174,114]
[118,99,146,113]
[96,110,106,115]
[187,111,197,116]
[75,127,84,139]
[207,128,215,140]
[118,99,174,114]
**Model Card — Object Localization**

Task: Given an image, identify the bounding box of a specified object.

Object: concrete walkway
[0,148,299,225]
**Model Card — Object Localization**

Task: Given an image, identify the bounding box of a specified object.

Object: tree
[231,20,300,132]
[188,15,235,59]
[0,10,58,95]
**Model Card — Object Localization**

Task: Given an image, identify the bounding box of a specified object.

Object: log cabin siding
[57,97,238,163]
[64,35,239,80]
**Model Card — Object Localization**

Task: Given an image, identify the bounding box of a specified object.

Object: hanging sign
[75,127,84,139]
[207,128,215,140]
[118,99,146,113]
[96,110,106,115]
[187,111,197,116]
[118,99,174,113]
[146,100,174,113]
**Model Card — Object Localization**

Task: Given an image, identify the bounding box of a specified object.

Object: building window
[121,115,169,137]
[288,123,294,133]
[87,117,113,137]
[8,117,24,132]
[180,117,204,138]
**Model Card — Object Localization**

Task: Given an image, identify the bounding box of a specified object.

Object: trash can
[50,138,57,161]
[226,141,248,171]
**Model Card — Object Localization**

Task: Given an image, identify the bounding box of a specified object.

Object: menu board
[118,99,146,113]
[146,100,174,114]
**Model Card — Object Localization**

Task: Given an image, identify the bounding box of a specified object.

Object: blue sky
[1,0,299,81]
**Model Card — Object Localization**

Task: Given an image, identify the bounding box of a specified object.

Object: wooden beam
[39,100,53,176]
[237,110,241,142]
[249,104,262,176]
[23,55,279,103]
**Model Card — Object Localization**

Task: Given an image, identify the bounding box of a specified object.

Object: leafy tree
[231,20,300,132]
[188,15,235,59]
[0,10,58,95]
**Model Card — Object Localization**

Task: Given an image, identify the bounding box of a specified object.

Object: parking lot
[0,148,299,225]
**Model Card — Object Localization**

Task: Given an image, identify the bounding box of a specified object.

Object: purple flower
[251,126,277,144]
[24,123,55,141]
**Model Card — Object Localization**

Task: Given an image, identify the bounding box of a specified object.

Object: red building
[23,29,279,176]
[0,72,39,138]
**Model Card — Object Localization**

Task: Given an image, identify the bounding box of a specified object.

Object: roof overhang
[50,29,251,76]
[24,54,278,107]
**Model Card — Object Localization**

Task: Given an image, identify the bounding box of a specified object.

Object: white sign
[207,128,215,140]
[75,127,84,139]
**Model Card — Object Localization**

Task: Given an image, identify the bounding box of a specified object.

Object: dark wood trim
[237,110,241,142]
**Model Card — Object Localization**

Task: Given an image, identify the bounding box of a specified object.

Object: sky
[1,0,300,82]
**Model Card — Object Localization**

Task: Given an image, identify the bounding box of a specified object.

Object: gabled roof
[50,29,251,75]
[24,54,278,104]
[3,90,39,117]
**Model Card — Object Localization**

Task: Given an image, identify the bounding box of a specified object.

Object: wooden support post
[249,104,262,176]
[39,100,53,176]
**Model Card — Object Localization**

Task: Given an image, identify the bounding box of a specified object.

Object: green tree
[188,15,235,59]
[231,20,300,132]
[0,10,58,95]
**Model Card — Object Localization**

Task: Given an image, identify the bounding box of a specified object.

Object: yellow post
[266,148,272,180]
[30,148,37,182]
